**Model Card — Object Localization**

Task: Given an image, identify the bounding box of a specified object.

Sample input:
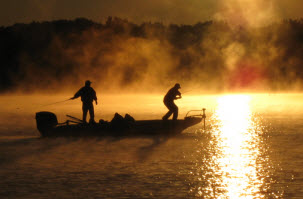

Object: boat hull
[38,117,202,137]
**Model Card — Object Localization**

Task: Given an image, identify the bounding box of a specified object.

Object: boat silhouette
[35,109,206,137]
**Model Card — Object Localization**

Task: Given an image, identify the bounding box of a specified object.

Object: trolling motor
[185,108,207,130]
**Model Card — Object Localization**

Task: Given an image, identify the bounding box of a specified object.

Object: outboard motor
[35,112,58,136]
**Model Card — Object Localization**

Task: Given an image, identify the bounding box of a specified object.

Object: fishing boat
[35,109,206,137]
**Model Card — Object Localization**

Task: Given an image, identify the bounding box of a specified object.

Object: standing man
[162,83,182,120]
[70,80,98,123]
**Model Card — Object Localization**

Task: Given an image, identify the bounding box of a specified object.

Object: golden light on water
[212,95,263,198]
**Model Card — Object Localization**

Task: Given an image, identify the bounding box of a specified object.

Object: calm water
[0,94,303,198]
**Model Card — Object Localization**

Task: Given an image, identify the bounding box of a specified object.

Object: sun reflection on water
[183,94,286,198]
[214,95,264,198]
[188,94,271,198]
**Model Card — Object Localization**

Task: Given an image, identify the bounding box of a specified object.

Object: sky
[1,0,303,27]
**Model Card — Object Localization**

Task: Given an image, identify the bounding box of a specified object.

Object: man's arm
[175,90,182,99]
[70,88,82,100]
[93,89,98,105]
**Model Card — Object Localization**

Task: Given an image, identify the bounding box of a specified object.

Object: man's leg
[162,101,173,120]
[162,110,173,120]
[82,104,88,123]
[172,104,178,120]
[88,103,95,123]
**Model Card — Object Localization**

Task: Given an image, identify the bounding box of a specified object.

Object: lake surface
[0,93,303,198]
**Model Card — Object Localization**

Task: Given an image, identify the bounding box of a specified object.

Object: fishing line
[41,99,71,107]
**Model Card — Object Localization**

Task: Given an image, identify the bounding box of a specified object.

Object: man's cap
[85,80,92,85]
[175,83,181,89]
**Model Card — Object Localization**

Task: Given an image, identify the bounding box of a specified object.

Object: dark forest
[1,17,303,93]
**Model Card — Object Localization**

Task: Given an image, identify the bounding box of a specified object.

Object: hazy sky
[0,0,303,26]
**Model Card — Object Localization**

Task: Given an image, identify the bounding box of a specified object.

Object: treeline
[1,17,303,93]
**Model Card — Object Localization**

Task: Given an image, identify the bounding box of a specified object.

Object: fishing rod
[42,99,71,106]
[66,115,84,123]
[182,89,193,94]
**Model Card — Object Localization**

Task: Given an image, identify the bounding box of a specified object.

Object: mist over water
[1,93,303,198]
